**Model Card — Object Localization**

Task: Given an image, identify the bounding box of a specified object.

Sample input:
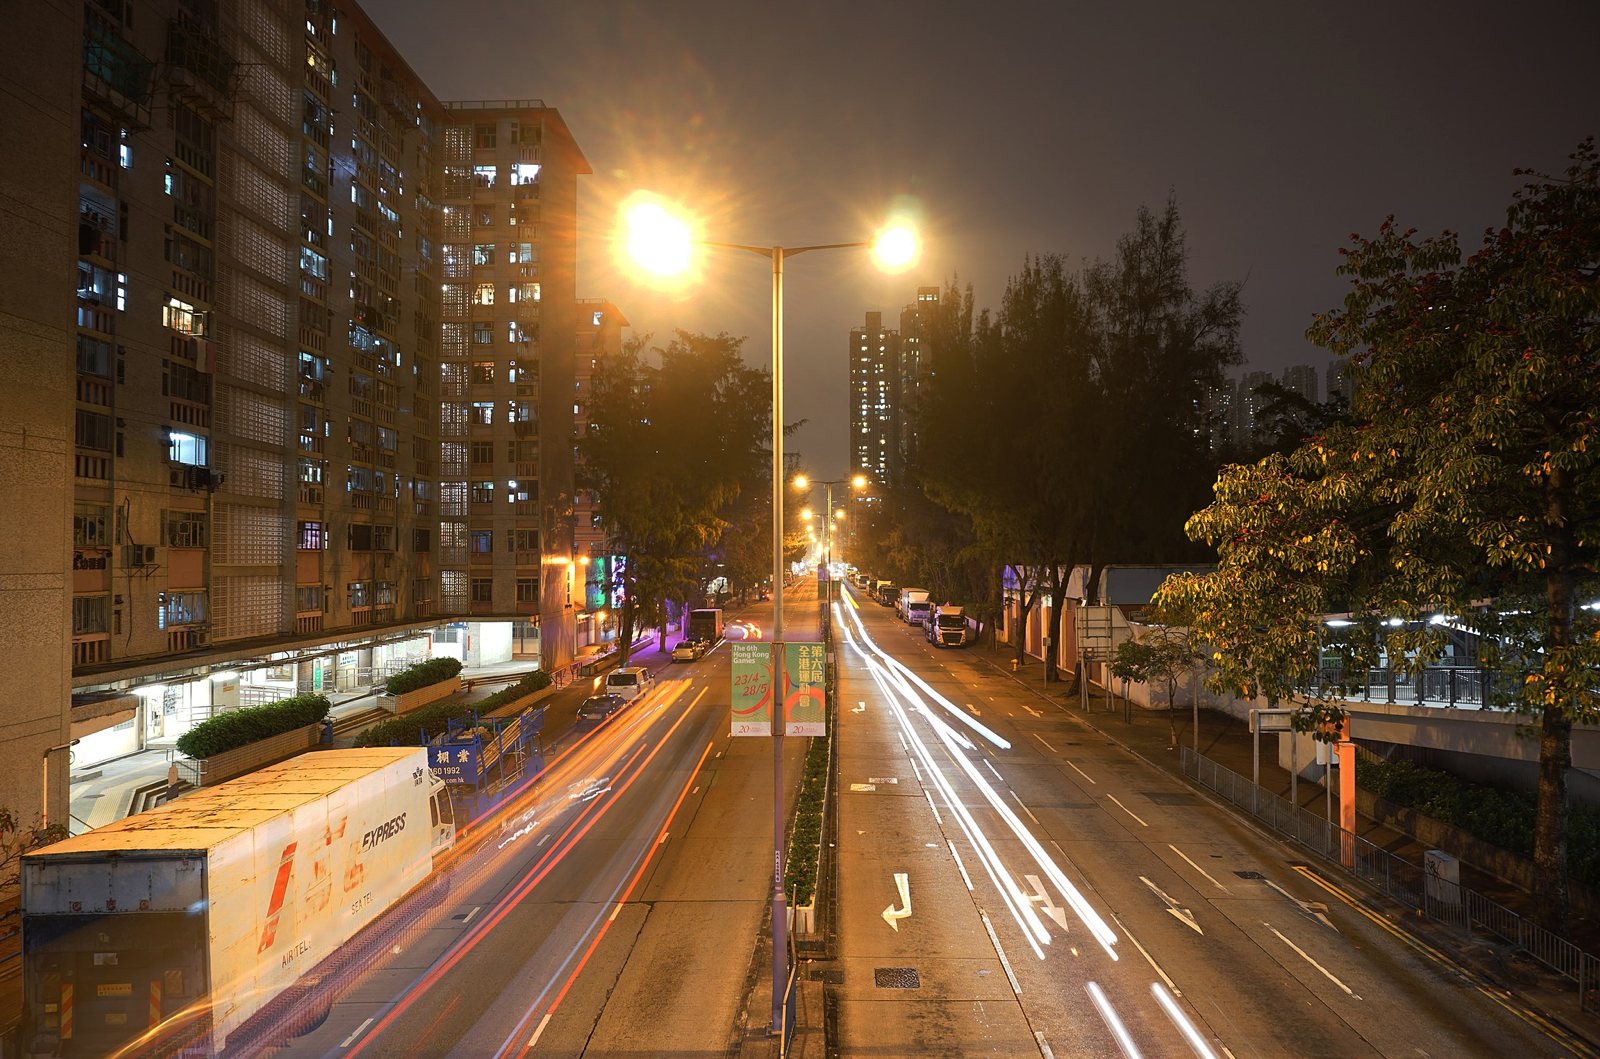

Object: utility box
[1424,849,1461,909]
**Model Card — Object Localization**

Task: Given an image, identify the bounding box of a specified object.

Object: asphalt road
[257,587,819,1059]
[830,584,1589,1059]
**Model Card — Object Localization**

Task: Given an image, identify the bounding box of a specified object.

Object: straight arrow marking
[1024,873,1070,932]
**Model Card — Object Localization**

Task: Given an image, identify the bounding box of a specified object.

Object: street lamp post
[622,198,916,1034]
[794,474,866,605]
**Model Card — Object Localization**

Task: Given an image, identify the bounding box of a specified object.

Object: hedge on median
[357,668,552,747]
[174,693,331,760]
[784,729,831,908]
[384,656,464,696]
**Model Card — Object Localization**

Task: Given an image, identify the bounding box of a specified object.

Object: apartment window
[412,528,431,553]
[75,410,114,451]
[375,581,395,605]
[473,165,497,189]
[470,529,493,555]
[161,591,206,627]
[474,123,496,149]
[509,282,539,304]
[472,282,495,306]
[507,242,534,264]
[298,520,325,549]
[511,528,539,552]
[74,504,108,547]
[470,577,493,603]
[73,595,110,635]
[472,243,495,266]
[470,441,494,465]
[348,523,374,550]
[470,360,495,384]
[511,162,539,185]
[163,295,203,335]
[471,480,494,504]
[516,578,537,603]
[296,584,325,612]
[472,322,493,345]
[161,510,208,548]
[470,402,494,425]
[475,207,494,227]
[76,335,112,377]
[348,581,370,608]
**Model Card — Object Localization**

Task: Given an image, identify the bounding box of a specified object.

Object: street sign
[1250,708,1294,733]
[731,642,774,737]
[428,743,479,784]
[784,641,826,736]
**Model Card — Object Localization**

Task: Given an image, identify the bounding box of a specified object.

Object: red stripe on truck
[257,842,298,953]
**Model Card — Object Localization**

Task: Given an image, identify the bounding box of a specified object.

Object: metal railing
[1181,746,1600,1010]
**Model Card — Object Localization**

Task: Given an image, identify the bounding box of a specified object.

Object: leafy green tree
[582,331,771,664]
[1160,141,1600,928]
[1110,615,1203,747]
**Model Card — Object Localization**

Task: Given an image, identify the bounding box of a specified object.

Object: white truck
[928,604,971,647]
[895,587,929,620]
[20,747,454,1058]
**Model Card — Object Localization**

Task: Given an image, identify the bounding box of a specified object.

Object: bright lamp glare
[624,199,693,277]
[851,474,868,489]
[871,225,919,272]
[793,474,809,490]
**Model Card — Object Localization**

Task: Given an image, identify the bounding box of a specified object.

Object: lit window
[473,164,497,189]
[167,430,208,466]
[512,162,539,185]
[473,282,495,305]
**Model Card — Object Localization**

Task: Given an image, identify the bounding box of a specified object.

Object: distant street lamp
[622,197,916,1034]
[793,474,868,592]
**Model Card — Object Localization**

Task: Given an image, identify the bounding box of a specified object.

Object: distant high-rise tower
[1234,370,1275,444]
[849,311,899,504]
[897,286,940,473]
[1326,359,1355,405]
[1280,363,1319,404]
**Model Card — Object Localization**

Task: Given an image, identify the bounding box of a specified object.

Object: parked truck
[20,748,454,1058]
[688,607,724,643]
[928,604,971,647]
[895,587,930,620]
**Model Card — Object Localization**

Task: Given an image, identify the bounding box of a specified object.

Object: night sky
[365,0,1597,479]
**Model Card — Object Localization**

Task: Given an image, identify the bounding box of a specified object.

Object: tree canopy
[1158,140,1600,927]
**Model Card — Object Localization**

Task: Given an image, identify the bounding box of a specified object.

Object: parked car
[576,693,628,726]
[603,666,655,702]
[672,639,706,662]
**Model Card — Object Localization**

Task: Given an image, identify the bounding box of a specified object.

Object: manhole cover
[1234,870,1265,880]
[1141,791,1199,806]
[874,967,921,989]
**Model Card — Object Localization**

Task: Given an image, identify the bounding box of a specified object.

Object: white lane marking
[897,733,909,753]
[983,759,1004,783]
[1035,1030,1057,1059]
[882,872,913,931]
[908,756,925,783]
[656,829,670,846]
[461,905,482,925]
[1151,981,1220,1059]
[1111,912,1180,996]
[965,701,981,717]
[1086,981,1145,1059]
[692,786,700,795]
[1262,877,1337,930]
[1140,876,1203,934]
[1011,789,1041,825]
[1024,874,1070,931]
[340,1017,374,1048]
[980,911,1023,993]
[526,1011,553,1048]
[948,840,974,890]
[1107,794,1149,828]
[1065,759,1097,785]
[924,789,944,824]
[1016,700,1042,718]
[1032,732,1059,754]
[1169,844,1231,893]
[1268,924,1361,998]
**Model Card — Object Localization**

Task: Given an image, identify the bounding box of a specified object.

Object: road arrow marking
[882,872,912,931]
[1263,878,1337,931]
[966,702,981,717]
[1024,873,1070,932]
[853,701,867,713]
[1140,875,1203,935]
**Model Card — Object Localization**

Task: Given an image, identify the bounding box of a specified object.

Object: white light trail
[1086,981,1145,1059]
[1151,982,1219,1059]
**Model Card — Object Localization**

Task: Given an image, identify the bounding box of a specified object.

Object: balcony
[82,18,155,125]
[165,18,238,114]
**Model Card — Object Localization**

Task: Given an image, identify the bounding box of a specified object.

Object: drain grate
[874,967,921,989]
[1234,870,1265,880]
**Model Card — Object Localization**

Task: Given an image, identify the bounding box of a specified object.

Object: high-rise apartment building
[849,311,898,505]
[1326,358,1355,405]
[7,0,589,799]
[897,286,940,473]
[1280,362,1319,405]
[573,299,626,645]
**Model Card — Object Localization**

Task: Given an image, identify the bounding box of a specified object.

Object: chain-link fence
[1181,746,1600,1011]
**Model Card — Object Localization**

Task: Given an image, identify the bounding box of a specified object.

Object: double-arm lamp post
[622,197,916,1033]
[796,474,866,599]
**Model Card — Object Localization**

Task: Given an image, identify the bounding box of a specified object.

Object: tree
[1110,612,1203,747]
[582,331,772,664]
[1160,140,1600,929]
[1,807,67,897]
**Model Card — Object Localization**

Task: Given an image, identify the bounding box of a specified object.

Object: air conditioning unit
[123,544,157,567]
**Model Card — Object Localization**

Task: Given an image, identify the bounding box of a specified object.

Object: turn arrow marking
[882,872,913,931]
[1024,874,1070,932]
[1139,875,1203,935]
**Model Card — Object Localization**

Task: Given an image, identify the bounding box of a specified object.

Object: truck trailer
[688,607,724,643]
[20,747,454,1058]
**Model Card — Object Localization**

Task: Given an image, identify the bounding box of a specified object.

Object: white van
[896,587,930,619]
[603,666,654,702]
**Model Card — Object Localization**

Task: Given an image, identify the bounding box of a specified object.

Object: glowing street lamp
[621,198,916,1035]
